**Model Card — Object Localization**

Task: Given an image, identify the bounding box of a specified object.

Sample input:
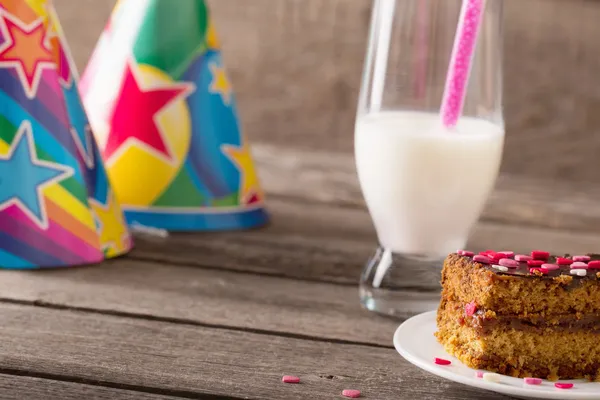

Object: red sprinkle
[531,251,550,260]
[527,260,544,267]
[498,251,514,258]
[571,261,589,269]
[465,301,478,316]
[529,267,548,275]
[342,389,361,398]
[499,259,518,268]
[573,255,591,262]
[524,377,542,385]
[457,250,474,257]
[588,261,600,269]
[555,382,574,389]
[473,255,492,264]
[282,376,300,384]
[541,263,559,271]
[434,357,452,366]
[515,254,532,262]
[557,257,573,265]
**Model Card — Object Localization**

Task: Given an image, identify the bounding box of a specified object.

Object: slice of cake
[435,250,600,381]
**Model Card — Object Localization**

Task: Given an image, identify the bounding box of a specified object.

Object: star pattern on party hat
[105,59,195,164]
[61,78,95,168]
[221,141,263,205]
[208,62,232,105]
[89,190,130,257]
[0,120,73,229]
[0,10,55,99]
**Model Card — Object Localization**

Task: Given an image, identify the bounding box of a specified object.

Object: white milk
[355,111,504,257]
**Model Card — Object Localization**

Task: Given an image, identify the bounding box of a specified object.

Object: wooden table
[1,146,599,399]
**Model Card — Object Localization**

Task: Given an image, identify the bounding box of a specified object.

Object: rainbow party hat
[80,0,269,231]
[0,0,132,268]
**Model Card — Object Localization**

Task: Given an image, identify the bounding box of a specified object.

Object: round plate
[394,311,600,399]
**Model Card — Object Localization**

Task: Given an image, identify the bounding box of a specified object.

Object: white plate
[394,311,600,400]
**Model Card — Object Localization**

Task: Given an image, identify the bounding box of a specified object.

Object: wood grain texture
[0,259,419,347]
[129,195,600,286]
[0,374,180,400]
[0,303,510,400]
[253,143,600,234]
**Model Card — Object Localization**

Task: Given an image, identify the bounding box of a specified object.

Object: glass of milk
[356,0,505,316]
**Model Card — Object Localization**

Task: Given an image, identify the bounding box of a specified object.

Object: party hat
[80,0,269,231]
[0,0,132,268]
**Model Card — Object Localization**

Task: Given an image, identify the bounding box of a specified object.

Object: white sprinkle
[570,269,587,277]
[492,265,509,272]
[482,373,502,383]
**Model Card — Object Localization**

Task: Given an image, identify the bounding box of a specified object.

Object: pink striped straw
[440,0,486,128]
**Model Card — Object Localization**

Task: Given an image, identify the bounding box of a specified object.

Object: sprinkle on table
[555,382,574,389]
[434,357,452,366]
[281,375,300,384]
[342,389,361,398]
[524,377,542,385]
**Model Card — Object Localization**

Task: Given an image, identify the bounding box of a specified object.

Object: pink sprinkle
[499,258,518,268]
[571,261,589,269]
[342,389,361,398]
[458,250,474,257]
[282,376,300,384]
[531,251,550,260]
[588,260,600,269]
[498,251,514,258]
[555,382,574,389]
[557,257,573,266]
[529,267,548,275]
[473,255,492,264]
[476,371,484,378]
[465,301,478,316]
[541,263,559,271]
[515,254,532,262]
[573,255,591,262]
[434,357,452,366]
[524,377,542,385]
[479,250,496,257]
[527,260,544,267]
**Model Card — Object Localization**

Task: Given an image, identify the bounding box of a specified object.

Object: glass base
[359,247,443,318]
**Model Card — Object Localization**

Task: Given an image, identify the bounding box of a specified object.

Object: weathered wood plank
[129,195,600,285]
[0,374,181,400]
[253,143,600,234]
[0,303,510,400]
[0,259,421,347]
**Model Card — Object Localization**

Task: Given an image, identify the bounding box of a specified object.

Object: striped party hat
[80,0,269,231]
[0,0,132,268]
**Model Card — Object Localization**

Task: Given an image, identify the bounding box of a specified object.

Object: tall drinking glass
[356,0,505,316]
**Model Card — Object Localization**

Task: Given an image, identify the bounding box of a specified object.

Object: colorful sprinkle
[476,371,484,378]
[342,389,361,398]
[529,267,548,275]
[556,257,573,265]
[588,261,600,269]
[541,263,559,271]
[457,250,474,257]
[473,255,492,264]
[531,250,550,260]
[482,373,501,383]
[498,251,514,258]
[570,269,587,276]
[434,357,452,366]
[515,254,532,262]
[571,261,589,269]
[555,382,574,389]
[573,255,591,262]
[282,376,300,384]
[524,377,542,385]
[499,259,518,268]
[527,260,544,267]
[465,301,478,316]
[492,265,509,272]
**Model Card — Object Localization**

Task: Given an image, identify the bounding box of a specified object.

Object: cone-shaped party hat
[80,0,269,231]
[0,0,132,268]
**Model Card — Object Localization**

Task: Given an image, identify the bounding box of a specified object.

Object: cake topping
[556,257,573,265]
[571,261,589,269]
[541,263,559,271]
[554,383,574,389]
[473,255,492,264]
[529,267,548,275]
[531,250,550,260]
[527,260,544,267]
[493,265,509,272]
[499,258,518,268]
[475,371,484,378]
[434,357,451,366]
[570,269,587,277]
[465,301,478,316]
[515,254,532,262]
[457,250,474,257]
[588,261,600,269]
[523,377,542,385]
[573,255,591,262]
[497,251,514,258]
